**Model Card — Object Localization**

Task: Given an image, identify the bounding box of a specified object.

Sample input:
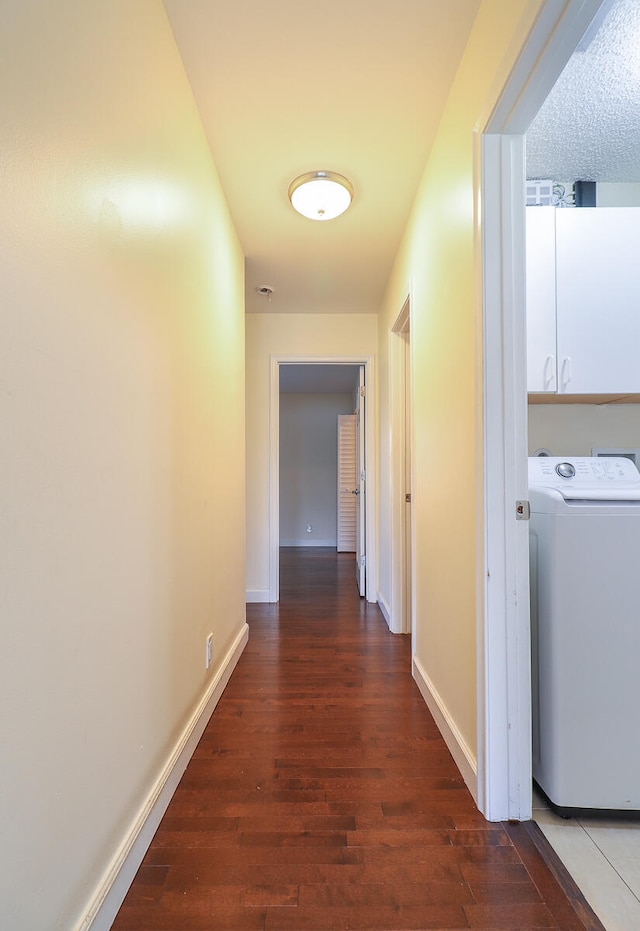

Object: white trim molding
[246,589,270,603]
[477,0,608,821]
[479,132,531,822]
[269,355,281,602]
[389,293,413,639]
[413,656,477,801]
[77,622,249,931]
[376,592,392,631]
[280,539,337,548]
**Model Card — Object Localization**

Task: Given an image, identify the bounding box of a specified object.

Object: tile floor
[533,787,640,930]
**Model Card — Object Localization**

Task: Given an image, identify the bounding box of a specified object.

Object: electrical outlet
[306,524,312,533]
[205,634,213,669]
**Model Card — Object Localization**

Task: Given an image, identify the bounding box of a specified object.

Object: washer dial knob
[556,462,576,479]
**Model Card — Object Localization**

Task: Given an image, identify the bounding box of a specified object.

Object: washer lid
[528,456,640,500]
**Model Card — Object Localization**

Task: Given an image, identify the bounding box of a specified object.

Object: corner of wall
[412,655,478,803]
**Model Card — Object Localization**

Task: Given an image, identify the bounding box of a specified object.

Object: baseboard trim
[246,589,270,603]
[412,655,477,802]
[279,539,336,547]
[377,593,392,631]
[77,622,249,931]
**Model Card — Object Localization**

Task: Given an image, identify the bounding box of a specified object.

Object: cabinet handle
[560,357,572,391]
[543,354,556,391]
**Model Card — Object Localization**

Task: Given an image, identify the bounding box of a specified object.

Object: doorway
[479,0,607,821]
[390,297,412,638]
[279,365,358,549]
[337,413,357,553]
[269,355,377,604]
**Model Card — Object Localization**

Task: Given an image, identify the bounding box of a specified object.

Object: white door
[337,414,357,552]
[355,365,366,595]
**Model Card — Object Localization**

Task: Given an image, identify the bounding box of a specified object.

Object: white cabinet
[556,208,640,393]
[526,208,557,392]
[526,207,640,395]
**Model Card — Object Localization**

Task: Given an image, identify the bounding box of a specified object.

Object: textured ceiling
[527,0,640,183]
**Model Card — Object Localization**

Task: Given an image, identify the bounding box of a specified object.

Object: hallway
[112,549,599,930]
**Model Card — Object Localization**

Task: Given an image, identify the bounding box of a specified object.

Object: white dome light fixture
[288,170,354,221]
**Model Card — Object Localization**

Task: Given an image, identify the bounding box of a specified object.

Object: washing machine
[529,456,640,816]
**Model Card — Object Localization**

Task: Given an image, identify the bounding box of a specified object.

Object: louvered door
[337,414,356,552]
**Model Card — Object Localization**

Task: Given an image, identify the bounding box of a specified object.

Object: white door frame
[389,296,413,636]
[479,0,606,820]
[355,364,367,596]
[269,354,377,604]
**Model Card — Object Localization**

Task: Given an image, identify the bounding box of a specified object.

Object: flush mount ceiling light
[288,170,354,221]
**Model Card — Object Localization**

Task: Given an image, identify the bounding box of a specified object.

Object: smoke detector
[255,285,274,302]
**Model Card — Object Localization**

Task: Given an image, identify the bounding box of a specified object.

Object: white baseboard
[412,655,478,802]
[78,622,249,931]
[246,589,270,603]
[377,592,392,630]
[279,539,336,547]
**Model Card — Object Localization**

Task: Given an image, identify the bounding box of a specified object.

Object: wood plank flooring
[112,547,602,930]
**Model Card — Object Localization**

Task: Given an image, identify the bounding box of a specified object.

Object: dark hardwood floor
[112,547,603,930]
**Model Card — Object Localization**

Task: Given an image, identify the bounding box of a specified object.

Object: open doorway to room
[519,4,640,924]
[479,0,617,826]
[279,363,359,548]
[390,297,413,640]
[269,358,376,604]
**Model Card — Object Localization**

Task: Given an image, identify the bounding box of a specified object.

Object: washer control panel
[529,456,640,495]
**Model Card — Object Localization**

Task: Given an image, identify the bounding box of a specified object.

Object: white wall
[245,313,378,601]
[0,3,246,928]
[280,394,354,546]
[529,403,640,456]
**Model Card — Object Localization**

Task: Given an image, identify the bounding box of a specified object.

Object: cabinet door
[526,207,557,392]
[556,208,640,393]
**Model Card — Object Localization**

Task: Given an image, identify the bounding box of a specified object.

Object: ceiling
[162,0,639,329]
[526,0,640,183]
[162,0,482,315]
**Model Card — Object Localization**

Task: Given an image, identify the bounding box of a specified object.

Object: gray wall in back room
[280,393,354,546]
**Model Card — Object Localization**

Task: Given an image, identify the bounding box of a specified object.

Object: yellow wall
[245,313,378,599]
[0,3,245,928]
[378,0,544,776]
